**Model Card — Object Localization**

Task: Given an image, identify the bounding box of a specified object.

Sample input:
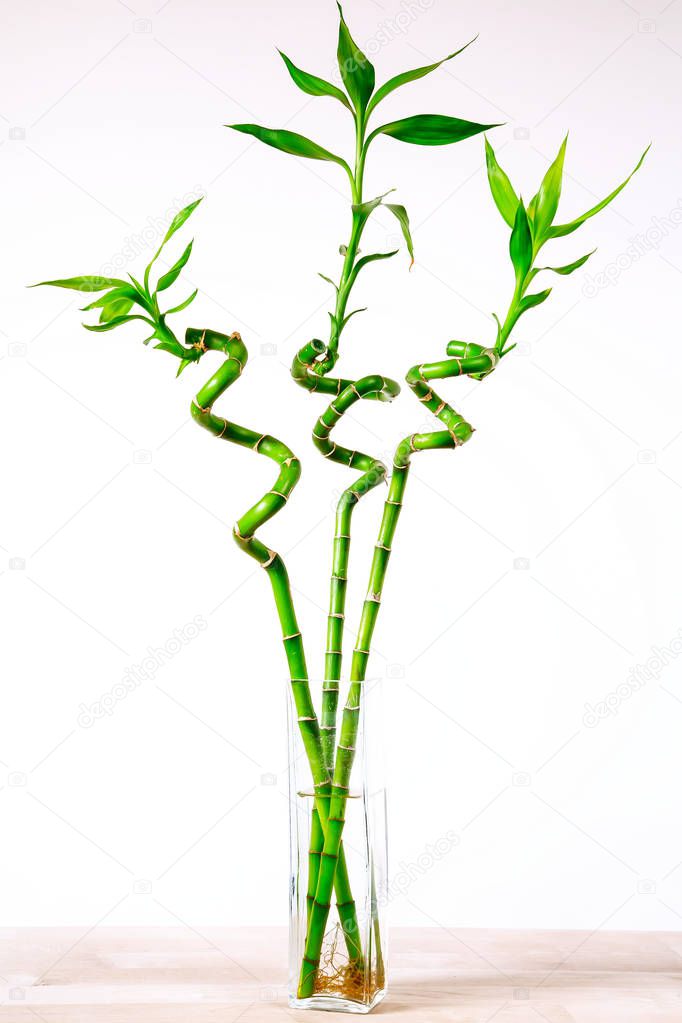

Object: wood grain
[1,927,681,1021]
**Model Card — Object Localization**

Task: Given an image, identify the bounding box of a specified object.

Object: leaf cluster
[33,199,204,374]
[485,136,649,354]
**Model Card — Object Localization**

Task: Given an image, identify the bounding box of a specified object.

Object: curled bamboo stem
[293,339,399,769]
[297,340,498,997]
[188,327,363,966]
[292,340,398,978]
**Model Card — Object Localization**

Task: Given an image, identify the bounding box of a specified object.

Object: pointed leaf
[165,288,198,315]
[533,135,568,242]
[156,241,193,292]
[128,273,146,295]
[527,192,539,225]
[534,250,595,277]
[373,114,499,147]
[144,198,202,291]
[387,204,414,265]
[82,314,152,333]
[353,249,398,276]
[336,2,375,114]
[176,357,195,377]
[352,188,395,221]
[549,145,650,239]
[492,312,502,347]
[279,50,351,110]
[154,337,187,358]
[161,198,203,247]
[318,273,339,292]
[509,200,532,285]
[518,288,552,314]
[229,124,350,171]
[341,307,367,330]
[367,37,477,115]
[80,285,140,312]
[484,137,518,228]
[99,298,134,322]
[32,275,126,293]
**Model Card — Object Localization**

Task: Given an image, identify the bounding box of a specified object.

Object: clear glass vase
[287,677,388,1013]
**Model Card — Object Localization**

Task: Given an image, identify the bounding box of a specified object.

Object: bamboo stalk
[297,341,498,997]
[292,340,398,979]
[294,340,399,769]
[187,327,363,967]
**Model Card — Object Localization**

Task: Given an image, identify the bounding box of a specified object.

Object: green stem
[298,340,499,998]
[327,113,369,363]
[186,326,363,967]
[310,362,399,769]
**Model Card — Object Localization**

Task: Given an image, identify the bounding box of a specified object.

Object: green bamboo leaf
[352,188,395,220]
[318,273,339,292]
[367,37,477,115]
[128,273,147,295]
[156,241,193,292]
[533,250,595,278]
[82,314,152,333]
[386,204,414,265]
[484,137,518,228]
[31,275,126,293]
[492,312,502,346]
[372,113,499,147]
[353,249,398,276]
[144,199,202,291]
[549,145,650,239]
[229,124,350,171]
[176,357,195,378]
[527,192,539,225]
[532,135,568,242]
[161,198,203,247]
[154,337,187,358]
[80,285,140,312]
[99,298,134,322]
[509,200,532,285]
[278,50,351,110]
[165,288,198,315]
[518,288,552,314]
[336,2,375,114]
[341,307,367,330]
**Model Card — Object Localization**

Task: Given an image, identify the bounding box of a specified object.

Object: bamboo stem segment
[187,327,363,967]
[294,342,400,770]
[297,341,498,997]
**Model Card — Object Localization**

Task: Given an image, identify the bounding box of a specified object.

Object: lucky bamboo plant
[34,2,647,1012]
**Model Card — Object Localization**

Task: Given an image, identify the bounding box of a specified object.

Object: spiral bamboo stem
[292,340,398,976]
[187,327,363,966]
[294,339,400,768]
[297,340,498,997]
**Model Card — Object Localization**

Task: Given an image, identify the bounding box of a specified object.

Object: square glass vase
[287,677,388,1013]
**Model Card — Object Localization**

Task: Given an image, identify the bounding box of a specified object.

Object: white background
[2,0,682,939]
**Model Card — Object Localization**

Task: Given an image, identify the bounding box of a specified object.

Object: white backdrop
[3,0,682,937]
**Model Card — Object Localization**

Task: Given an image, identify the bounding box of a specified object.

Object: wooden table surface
[1,927,680,1021]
